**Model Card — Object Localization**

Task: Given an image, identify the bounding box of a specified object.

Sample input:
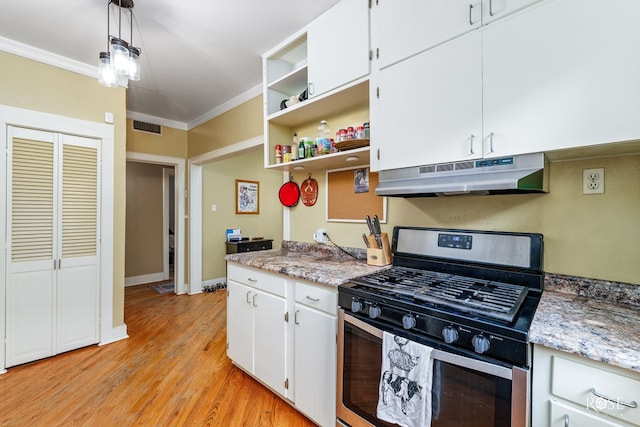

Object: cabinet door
[226,280,254,373]
[307,0,369,98]
[253,289,287,397]
[481,0,543,24]
[483,0,640,157]
[550,400,624,427]
[294,304,337,427]
[372,0,480,70]
[373,30,482,171]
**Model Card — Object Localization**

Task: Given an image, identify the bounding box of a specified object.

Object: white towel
[376,331,434,427]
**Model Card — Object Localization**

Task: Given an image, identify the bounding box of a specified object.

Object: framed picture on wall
[236,179,260,214]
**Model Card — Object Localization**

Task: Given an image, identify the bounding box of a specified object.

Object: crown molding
[187,84,263,130]
[1,35,262,132]
[0,35,96,79]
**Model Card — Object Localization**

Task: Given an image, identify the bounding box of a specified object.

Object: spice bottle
[275,144,282,164]
[298,137,305,159]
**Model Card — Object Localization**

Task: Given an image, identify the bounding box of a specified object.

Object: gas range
[338,227,544,367]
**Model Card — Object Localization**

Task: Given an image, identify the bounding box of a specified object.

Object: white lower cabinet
[532,345,640,427]
[226,263,338,427]
[293,282,337,427]
[227,264,287,397]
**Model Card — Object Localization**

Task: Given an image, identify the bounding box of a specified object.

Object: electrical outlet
[583,168,604,194]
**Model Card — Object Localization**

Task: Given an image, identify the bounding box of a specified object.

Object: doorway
[125,152,186,294]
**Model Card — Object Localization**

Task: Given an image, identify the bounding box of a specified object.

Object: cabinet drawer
[227,263,286,297]
[550,400,624,427]
[552,355,640,425]
[294,281,337,316]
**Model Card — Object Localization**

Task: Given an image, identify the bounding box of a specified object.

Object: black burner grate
[353,267,528,322]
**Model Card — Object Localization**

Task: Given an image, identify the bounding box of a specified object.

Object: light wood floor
[0,284,316,426]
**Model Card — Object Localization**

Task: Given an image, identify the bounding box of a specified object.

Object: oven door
[337,309,528,427]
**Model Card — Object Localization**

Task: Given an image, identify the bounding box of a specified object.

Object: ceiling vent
[132,120,162,135]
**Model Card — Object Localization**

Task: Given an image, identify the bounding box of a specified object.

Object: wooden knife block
[366,232,392,266]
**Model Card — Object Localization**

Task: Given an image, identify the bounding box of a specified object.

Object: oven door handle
[342,310,514,381]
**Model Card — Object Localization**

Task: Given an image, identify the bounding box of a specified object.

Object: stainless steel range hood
[376,152,548,197]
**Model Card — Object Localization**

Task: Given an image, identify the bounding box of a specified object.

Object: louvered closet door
[6,128,58,365]
[57,134,99,353]
[6,128,100,367]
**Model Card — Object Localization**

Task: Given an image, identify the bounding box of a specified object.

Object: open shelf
[267,78,369,127]
[266,146,370,172]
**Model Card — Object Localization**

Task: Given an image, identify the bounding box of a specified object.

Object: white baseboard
[99,324,129,346]
[125,272,165,287]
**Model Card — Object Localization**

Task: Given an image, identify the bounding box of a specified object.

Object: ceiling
[0,0,342,129]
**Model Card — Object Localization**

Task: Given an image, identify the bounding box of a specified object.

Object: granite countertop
[225,240,388,287]
[227,243,640,373]
[530,273,640,373]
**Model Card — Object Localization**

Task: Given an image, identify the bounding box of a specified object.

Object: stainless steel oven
[336,227,543,427]
[337,310,528,427]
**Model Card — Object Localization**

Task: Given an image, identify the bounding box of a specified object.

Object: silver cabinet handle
[305,296,320,302]
[488,132,495,153]
[247,277,257,282]
[489,0,495,16]
[563,414,569,427]
[591,388,638,408]
[252,293,257,307]
[308,82,314,96]
[294,310,300,325]
[468,4,475,25]
[246,291,252,304]
[469,134,475,155]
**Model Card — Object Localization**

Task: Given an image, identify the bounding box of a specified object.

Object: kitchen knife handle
[366,215,375,235]
[362,233,370,248]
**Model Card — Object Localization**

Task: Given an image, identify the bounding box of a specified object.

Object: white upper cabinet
[481,0,544,24]
[307,0,370,98]
[370,0,640,171]
[370,0,542,71]
[372,0,481,70]
[370,31,483,171]
[483,0,640,157]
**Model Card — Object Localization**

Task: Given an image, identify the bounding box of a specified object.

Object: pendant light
[98,0,141,87]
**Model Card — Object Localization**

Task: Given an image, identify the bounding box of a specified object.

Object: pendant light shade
[111,37,130,76]
[98,0,141,87]
[128,46,141,81]
[98,52,117,87]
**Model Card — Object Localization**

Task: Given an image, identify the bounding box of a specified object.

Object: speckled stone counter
[530,273,640,372]
[224,240,388,288]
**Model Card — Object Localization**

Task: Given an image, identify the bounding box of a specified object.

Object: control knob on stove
[369,305,382,319]
[402,314,417,330]
[442,326,459,344]
[472,334,491,354]
[351,299,364,313]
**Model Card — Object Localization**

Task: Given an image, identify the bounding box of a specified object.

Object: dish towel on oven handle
[377,331,434,427]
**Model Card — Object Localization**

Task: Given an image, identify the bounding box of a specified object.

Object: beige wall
[0,51,127,327]
[126,119,188,158]
[202,148,284,281]
[125,162,165,278]
[188,95,264,157]
[290,154,640,285]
